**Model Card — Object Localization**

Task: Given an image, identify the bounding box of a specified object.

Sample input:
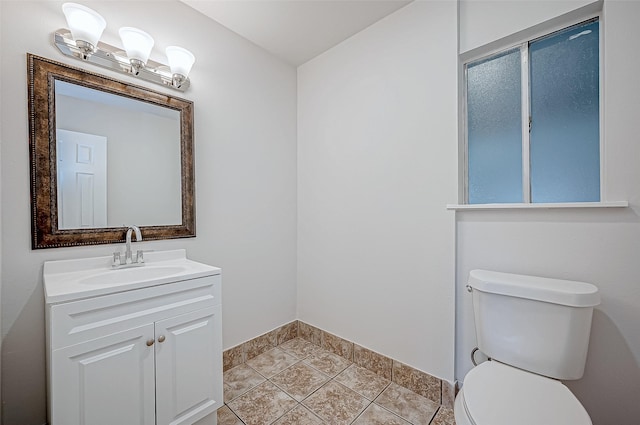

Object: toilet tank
[468,270,600,380]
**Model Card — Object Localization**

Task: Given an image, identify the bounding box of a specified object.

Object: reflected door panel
[57,129,107,229]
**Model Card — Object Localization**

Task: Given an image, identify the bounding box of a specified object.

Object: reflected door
[56,129,108,229]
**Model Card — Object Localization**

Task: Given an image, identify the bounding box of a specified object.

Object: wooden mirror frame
[28,54,195,249]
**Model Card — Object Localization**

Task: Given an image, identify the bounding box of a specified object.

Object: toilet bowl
[454,361,591,425]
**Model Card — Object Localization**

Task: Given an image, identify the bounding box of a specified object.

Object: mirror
[28,54,195,249]
[55,80,182,229]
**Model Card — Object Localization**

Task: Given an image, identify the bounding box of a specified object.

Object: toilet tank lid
[468,270,600,307]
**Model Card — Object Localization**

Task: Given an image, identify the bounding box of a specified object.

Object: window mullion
[521,43,531,203]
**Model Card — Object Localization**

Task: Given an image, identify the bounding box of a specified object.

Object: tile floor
[218,338,456,425]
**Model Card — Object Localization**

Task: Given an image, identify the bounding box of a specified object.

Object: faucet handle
[112,252,121,267]
[135,249,155,264]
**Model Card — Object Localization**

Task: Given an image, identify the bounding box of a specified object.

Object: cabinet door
[155,306,223,425]
[51,324,156,425]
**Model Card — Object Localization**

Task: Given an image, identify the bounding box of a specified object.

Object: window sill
[446,201,628,211]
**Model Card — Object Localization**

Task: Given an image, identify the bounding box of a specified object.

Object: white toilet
[455,269,600,425]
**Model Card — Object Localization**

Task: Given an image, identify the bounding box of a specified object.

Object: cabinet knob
[158,335,166,343]
[146,339,155,346]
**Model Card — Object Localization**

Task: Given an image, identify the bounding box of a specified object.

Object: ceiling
[181,0,412,66]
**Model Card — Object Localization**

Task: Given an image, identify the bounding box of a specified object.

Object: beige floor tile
[303,348,352,377]
[352,403,411,425]
[431,406,456,425]
[217,405,243,425]
[223,363,266,403]
[375,382,439,425]
[302,381,370,425]
[228,381,297,425]
[270,362,330,401]
[272,404,325,425]
[335,364,390,401]
[246,347,299,378]
[222,330,452,425]
[279,338,320,360]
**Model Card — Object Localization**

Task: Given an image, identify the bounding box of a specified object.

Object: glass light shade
[165,46,195,78]
[62,3,106,47]
[119,27,155,65]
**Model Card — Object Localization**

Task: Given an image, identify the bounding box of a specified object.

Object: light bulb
[119,27,155,74]
[165,46,195,87]
[62,3,106,57]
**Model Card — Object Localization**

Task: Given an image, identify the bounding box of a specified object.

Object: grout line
[391,359,395,385]
[273,402,301,425]
[428,406,442,425]
[292,401,328,424]
[371,401,417,425]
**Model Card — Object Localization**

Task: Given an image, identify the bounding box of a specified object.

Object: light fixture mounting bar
[53,29,190,92]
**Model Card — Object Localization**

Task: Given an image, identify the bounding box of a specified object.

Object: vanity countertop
[44,249,220,304]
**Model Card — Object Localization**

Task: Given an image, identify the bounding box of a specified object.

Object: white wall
[459,0,599,54]
[297,1,458,382]
[0,2,297,424]
[456,2,640,424]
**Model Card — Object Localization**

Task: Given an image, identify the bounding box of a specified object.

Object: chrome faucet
[125,225,142,264]
[112,225,144,268]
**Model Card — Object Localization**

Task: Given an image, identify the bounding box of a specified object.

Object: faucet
[124,225,142,264]
[112,225,145,268]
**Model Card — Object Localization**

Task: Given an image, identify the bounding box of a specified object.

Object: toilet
[455,269,600,425]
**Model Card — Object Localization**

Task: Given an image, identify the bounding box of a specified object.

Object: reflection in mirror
[28,54,195,249]
[55,81,182,229]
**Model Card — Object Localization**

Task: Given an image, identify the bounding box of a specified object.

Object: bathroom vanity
[43,250,222,425]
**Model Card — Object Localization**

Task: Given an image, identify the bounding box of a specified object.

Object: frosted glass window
[467,49,523,204]
[463,18,600,205]
[530,20,600,202]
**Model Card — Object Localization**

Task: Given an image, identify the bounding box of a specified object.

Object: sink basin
[43,249,221,303]
[78,265,188,286]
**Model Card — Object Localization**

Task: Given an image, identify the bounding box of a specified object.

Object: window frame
[461,14,604,205]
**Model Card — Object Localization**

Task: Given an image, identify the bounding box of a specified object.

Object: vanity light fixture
[56,3,194,91]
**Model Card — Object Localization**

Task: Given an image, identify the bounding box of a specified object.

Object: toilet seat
[460,360,592,425]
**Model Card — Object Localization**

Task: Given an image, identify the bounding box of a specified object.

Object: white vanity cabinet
[44,251,223,425]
